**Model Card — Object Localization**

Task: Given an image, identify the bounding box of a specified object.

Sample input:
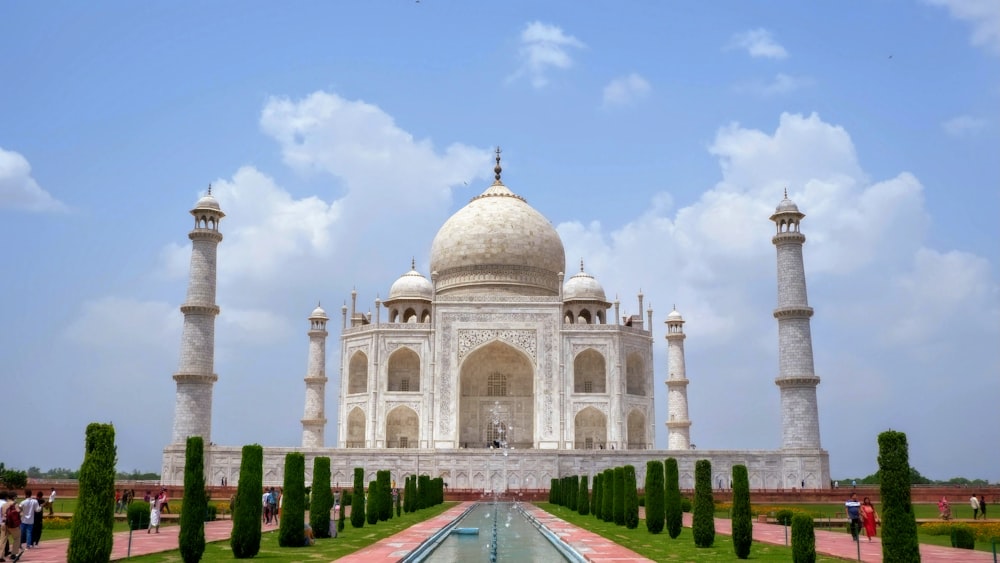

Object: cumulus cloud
[942,114,988,136]
[559,111,998,477]
[0,147,67,212]
[510,21,585,88]
[735,73,812,97]
[602,73,651,107]
[925,0,1000,55]
[727,28,789,59]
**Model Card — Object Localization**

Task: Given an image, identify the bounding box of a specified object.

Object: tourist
[159,489,170,514]
[148,492,161,534]
[844,492,862,541]
[30,491,44,547]
[1,491,13,560]
[262,488,271,524]
[860,497,879,542]
[980,495,987,520]
[971,493,980,520]
[3,492,23,562]
[143,490,151,503]
[303,522,315,545]
[47,488,56,516]
[17,489,39,551]
[938,496,951,520]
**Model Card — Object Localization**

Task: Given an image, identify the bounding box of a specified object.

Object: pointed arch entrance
[346,407,366,448]
[627,409,647,450]
[385,406,419,448]
[574,407,607,449]
[459,341,534,449]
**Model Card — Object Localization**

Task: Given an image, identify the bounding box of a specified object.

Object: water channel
[405,501,584,562]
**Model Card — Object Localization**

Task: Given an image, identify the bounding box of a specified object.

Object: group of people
[147,489,170,534]
[0,488,55,562]
[844,493,880,542]
[970,494,988,520]
[262,487,281,525]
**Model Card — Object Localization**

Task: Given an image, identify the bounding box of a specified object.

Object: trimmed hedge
[692,459,715,547]
[550,478,559,505]
[377,470,391,521]
[665,458,682,538]
[231,444,263,558]
[578,475,590,516]
[310,457,333,538]
[279,452,306,547]
[127,501,151,531]
[180,436,207,563]
[366,480,379,525]
[602,468,614,523]
[351,468,365,528]
[791,514,816,563]
[950,525,975,549]
[613,467,625,526]
[624,465,639,529]
[68,423,117,563]
[731,464,752,559]
[645,460,664,534]
[878,430,920,563]
[592,473,603,520]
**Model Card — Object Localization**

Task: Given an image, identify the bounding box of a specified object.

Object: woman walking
[860,497,879,541]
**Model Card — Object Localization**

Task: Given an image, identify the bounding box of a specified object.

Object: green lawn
[124,502,457,562]
[537,503,852,562]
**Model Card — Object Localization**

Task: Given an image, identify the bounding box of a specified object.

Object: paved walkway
[14,510,993,562]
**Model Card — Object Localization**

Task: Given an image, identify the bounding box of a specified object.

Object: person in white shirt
[971,494,981,520]
[48,489,56,516]
[19,490,40,550]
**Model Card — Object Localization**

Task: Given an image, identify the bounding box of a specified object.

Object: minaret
[301,303,329,448]
[770,191,822,449]
[664,306,692,449]
[171,187,224,445]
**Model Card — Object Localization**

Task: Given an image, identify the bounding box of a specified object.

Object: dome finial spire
[580,258,585,272]
[784,187,788,199]
[411,256,416,270]
[207,183,212,196]
[493,146,503,184]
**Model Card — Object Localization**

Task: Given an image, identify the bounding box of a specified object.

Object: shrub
[623,465,639,529]
[592,473,602,520]
[602,469,614,523]
[67,423,117,563]
[878,431,920,563]
[127,501,151,530]
[404,476,413,513]
[231,444,263,558]
[613,467,625,525]
[568,475,579,511]
[645,460,664,534]
[692,459,715,547]
[681,498,692,512]
[338,492,346,532]
[665,458,682,539]
[180,436,207,563]
[279,452,306,547]
[637,493,645,507]
[205,503,217,521]
[396,485,401,517]
[791,514,816,563]
[550,478,559,505]
[731,464,752,559]
[366,480,379,525]
[950,525,975,549]
[351,467,365,528]
[377,470,392,521]
[310,457,333,539]
[775,509,795,525]
[578,475,590,516]
[418,475,431,510]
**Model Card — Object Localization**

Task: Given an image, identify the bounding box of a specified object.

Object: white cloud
[602,73,651,107]
[510,21,585,88]
[925,0,1000,55]
[942,114,988,136]
[0,147,67,212]
[728,28,789,59]
[735,73,812,97]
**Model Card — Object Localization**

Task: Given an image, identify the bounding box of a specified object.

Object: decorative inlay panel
[458,329,536,361]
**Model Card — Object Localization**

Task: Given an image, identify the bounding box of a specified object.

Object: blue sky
[2,1,997,482]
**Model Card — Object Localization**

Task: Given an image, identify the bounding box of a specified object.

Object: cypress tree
[578,475,590,515]
[568,476,578,511]
[623,465,639,529]
[692,459,715,547]
[230,444,263,558]
[310,457,333,539]
[791,514,816,563]
[396,484,401,517]
[592,473,602,519]
[404,476,413,513]
[602,469,614,523]
[418,475,430,510]
[179,436,207,563]
[366,480,379,525]
[67,423,117,563]
[338,492,346,532]
[665,458,682,539]
[878,430,921,563]
[645,460,665,534]
[613,466,625,525]
[377,470,392,521]
[279,452,306,547]
[549,478,557,504]
[350,467,365,528]
[731,464,752,559]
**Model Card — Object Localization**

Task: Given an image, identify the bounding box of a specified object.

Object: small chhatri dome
[310,302,328,319]
[563,259,607,302]
[667,305,683,322]
[388,260,434,301]
[775,188,800,214]
[194,184,222,212]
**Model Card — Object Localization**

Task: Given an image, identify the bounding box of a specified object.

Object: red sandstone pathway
[690,513,996,562]
[337,502,473,562]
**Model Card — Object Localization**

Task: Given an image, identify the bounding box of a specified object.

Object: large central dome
[430,178,565,297]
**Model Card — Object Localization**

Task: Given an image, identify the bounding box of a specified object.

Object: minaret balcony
[772,306,813,319]
[180,304,221,315]
[774,375,820,387]
[666,420,692,429]
[173,372,219,384]
[189,229,224,242]
[772,232,805,244]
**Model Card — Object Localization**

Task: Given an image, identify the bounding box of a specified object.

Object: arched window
[487,372,507,397]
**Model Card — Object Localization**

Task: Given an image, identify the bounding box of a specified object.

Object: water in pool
[423,502,570,562]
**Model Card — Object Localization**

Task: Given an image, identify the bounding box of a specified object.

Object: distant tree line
[838,466,992,486]
[6,465,161,481]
